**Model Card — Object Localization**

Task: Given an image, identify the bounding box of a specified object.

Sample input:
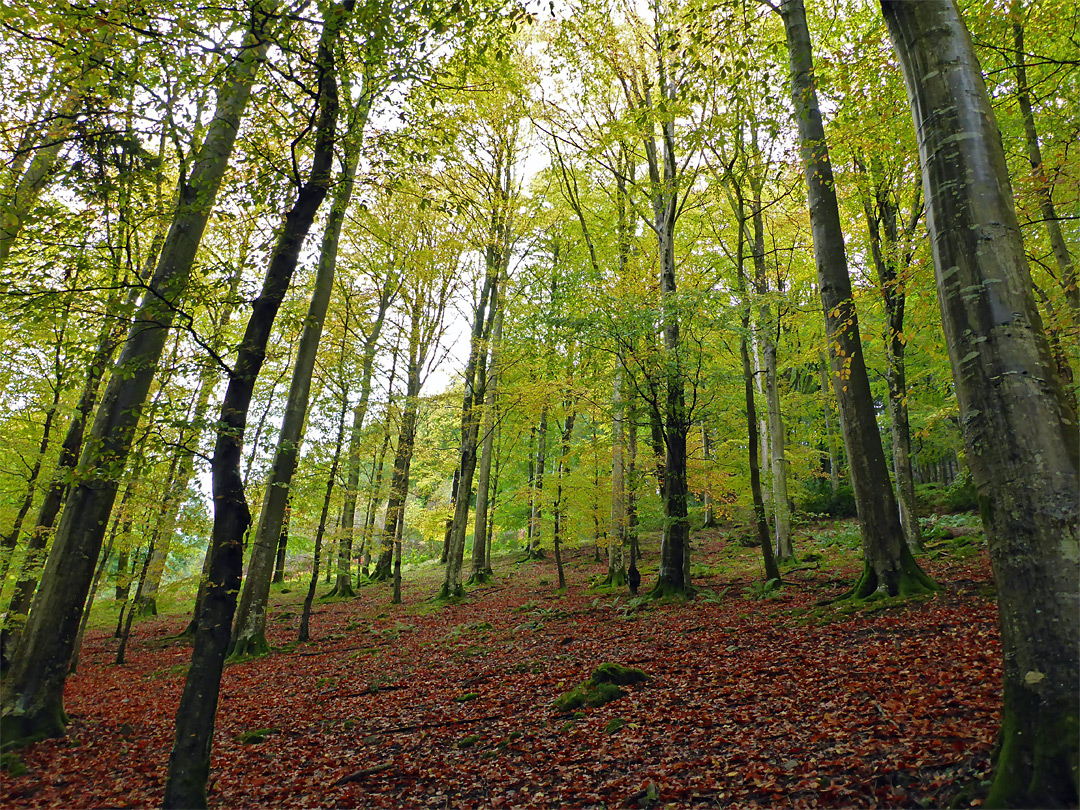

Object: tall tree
[777,0,934,597]
[0,7,276,743]
[163,4,342,801]
[882,2,1078,804]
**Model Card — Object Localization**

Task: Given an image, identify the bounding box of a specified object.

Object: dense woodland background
[0,0,1076,806]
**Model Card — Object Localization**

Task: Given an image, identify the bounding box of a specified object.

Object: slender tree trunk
[552,409,575,591]
[69,534,113,675]
[752,188,792,560]
[141,266,244,617]
[732,192,781,582]
[230,38,351,652]
[780,0,933,597]
[626,399,641,592]
[470,298,504,584]
[818,353,840,494]
[116,538,154,665]
[0,16,273,745]
[441,270,496,597]
[271,497,291,584]
[162,16,341,804]
[700,425,716,529]
[300,378,349,642]
[1009,0,1078,322]
[858,171,924,552]
[527,407,549,558]
[608,371,627,586]
[359,420,392,584]
[882,3,1079,804]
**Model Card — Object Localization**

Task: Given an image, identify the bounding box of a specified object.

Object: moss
[237,727,279,745]
[455,693,480,702]
[985,706,1078,808]
[604,717,627,735]
[647,579,695,601]
[457,735,480,749]
[0,698,68,750]
[466,570,492,586]
[554,682,625,712]
[227,634,270,662]
[590,663,649,686]
[1,751,26,776]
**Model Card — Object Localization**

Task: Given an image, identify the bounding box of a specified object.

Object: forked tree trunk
[749,180,792,561]
[441,270,496,597]
[0,15,273,745]
[780,0,933,598]
[882,3,1079,804]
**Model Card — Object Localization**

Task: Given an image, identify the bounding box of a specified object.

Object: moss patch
[554,663,650,713]
[237,727,279,745]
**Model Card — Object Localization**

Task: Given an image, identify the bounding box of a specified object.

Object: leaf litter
[1,529,1000,809]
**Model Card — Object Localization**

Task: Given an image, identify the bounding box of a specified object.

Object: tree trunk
[818,353,840,494]
[608,370,627,586]
[858,169,924,553]
[780,0,933,598]
[552,408,575,591]
[162,16,340,804]
[299,377,350,643]
[441,269,496,597]
[751,186,792,561]
[271,497,291,585]
[700,425,717,529]
[69,534,113,675]
[1008,0,1078,323]
[470,296,504,584]
[230,39,350,653]
[358,420,393,585]
[882,3,1079,804]
[527,407,549,558]
[0,16,272,745]
[140,266,244,617]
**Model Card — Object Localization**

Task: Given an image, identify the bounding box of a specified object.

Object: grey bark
[882,2,1079,803]
[0,15,272,743]
[780,0,932,597]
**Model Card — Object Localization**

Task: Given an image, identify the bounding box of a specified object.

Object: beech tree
[882,1,1078,804]
[777,0,934,597]
[0,4,280,743]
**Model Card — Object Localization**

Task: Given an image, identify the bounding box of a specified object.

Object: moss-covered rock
[553,663,650,712]
[590,662,649,686]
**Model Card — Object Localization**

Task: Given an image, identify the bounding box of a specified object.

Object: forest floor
[1,516,1000,809]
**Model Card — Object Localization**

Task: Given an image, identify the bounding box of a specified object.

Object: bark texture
[0,17,271,744]
[882,3,1079,805]
[780,0,932,597]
